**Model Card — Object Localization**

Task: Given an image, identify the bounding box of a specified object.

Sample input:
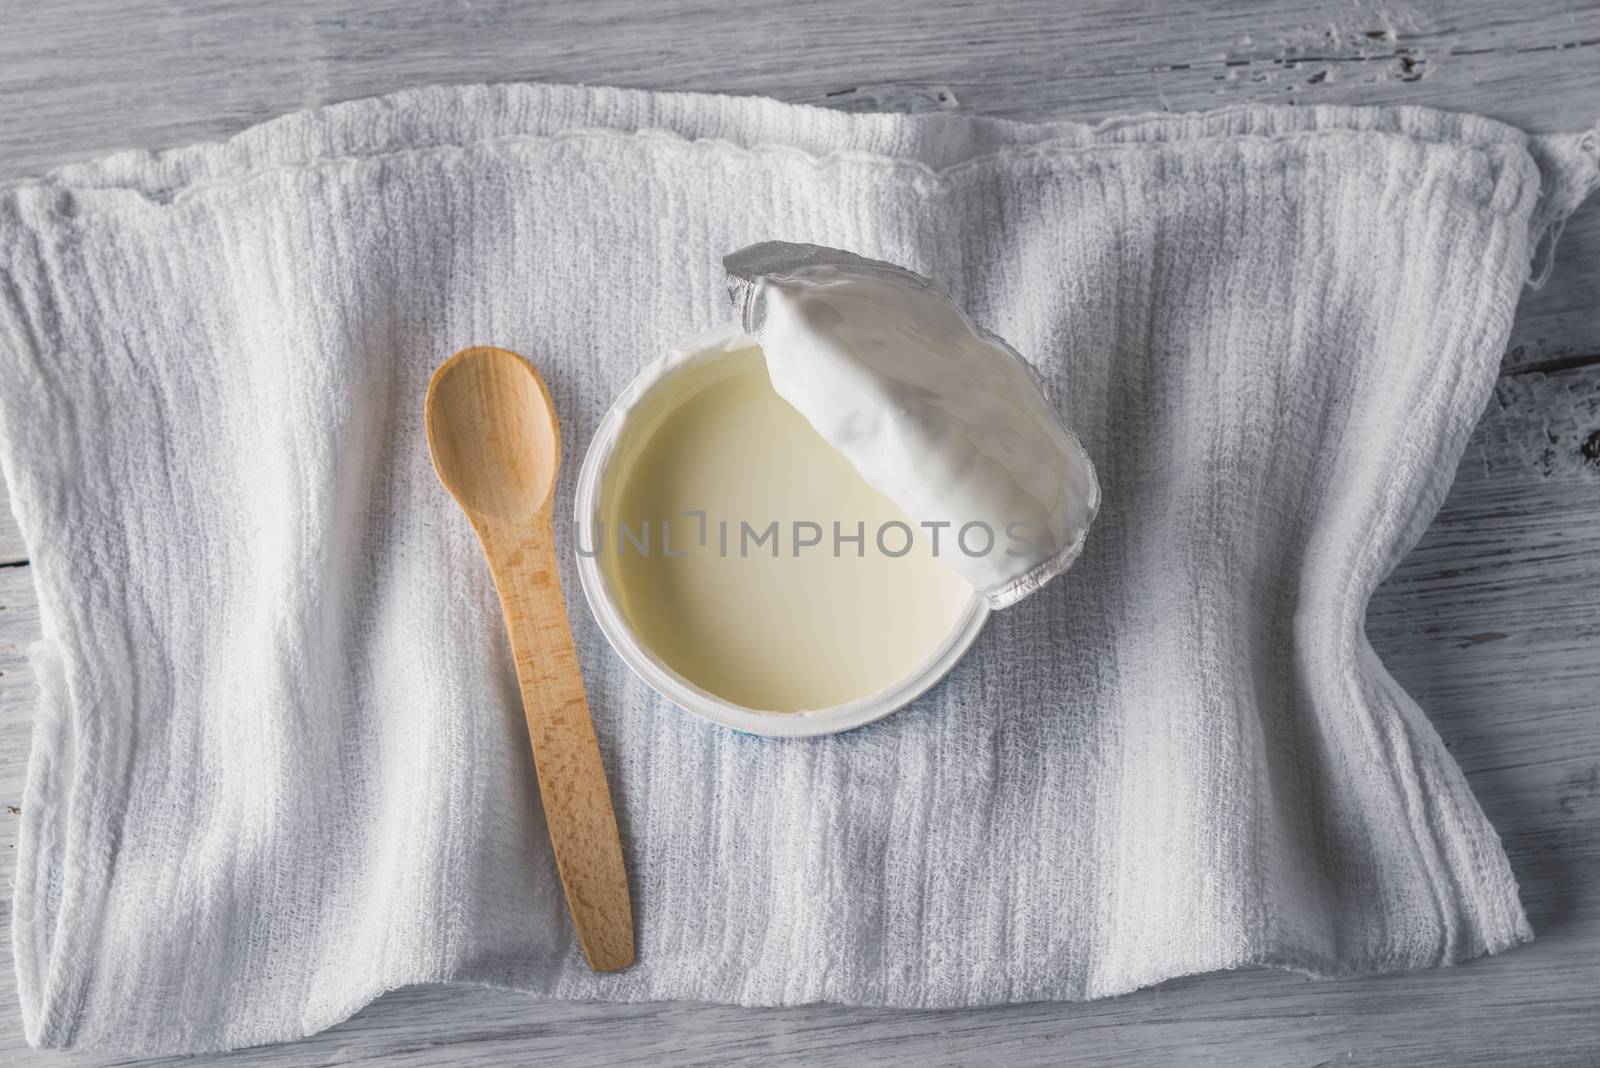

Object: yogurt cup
[576,242,1098,737]
[574,325,991,738]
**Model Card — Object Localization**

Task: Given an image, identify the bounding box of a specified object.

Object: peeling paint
[1581,429,1600,468]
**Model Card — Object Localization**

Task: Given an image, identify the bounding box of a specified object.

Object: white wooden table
[1,2,1597,1064]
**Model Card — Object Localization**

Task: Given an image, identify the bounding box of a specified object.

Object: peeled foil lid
[724,241,1101,609]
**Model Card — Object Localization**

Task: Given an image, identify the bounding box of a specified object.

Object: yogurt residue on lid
[725,241,1100,609]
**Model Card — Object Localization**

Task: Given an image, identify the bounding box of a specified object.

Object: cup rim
[572,324,990,738]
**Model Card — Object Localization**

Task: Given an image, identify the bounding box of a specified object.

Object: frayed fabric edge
[1526,122,1600,288]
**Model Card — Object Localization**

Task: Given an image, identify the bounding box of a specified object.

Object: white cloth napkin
[1,83,1596,1054]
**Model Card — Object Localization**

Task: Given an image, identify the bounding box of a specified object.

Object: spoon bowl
[426,346,561,522]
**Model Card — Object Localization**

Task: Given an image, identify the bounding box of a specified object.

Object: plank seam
[1500,352,1600,376]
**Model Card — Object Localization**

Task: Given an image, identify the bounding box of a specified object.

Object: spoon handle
[479,512,635,972]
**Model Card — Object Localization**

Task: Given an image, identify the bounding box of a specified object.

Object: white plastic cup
[573,325,989,738]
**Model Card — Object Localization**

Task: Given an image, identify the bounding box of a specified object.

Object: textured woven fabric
[1,84,1596,1054]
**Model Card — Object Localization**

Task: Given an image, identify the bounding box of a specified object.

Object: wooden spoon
[425,345,634,972]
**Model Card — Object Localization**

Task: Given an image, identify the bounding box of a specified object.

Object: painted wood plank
[0,0,1595,371]
[0,364,1592,1066]
[4,0,1597,171]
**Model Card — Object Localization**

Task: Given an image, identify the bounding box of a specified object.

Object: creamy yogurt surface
[597,341,976,713]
